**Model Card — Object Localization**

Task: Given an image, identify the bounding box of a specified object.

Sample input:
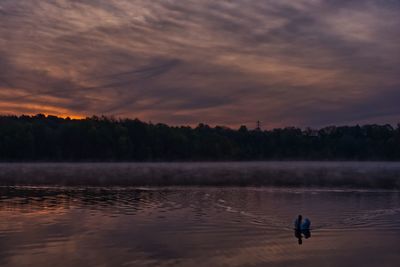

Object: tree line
[1,114,400,161]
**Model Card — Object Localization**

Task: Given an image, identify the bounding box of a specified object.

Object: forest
[0,114,400,161]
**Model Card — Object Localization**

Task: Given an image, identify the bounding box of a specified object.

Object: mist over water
[0,187,399,267]
[1,162,400,189]
[1,162,400,266]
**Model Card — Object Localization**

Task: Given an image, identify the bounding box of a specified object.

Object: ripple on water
[0,187,399,267]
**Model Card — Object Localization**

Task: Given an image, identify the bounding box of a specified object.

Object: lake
[1,162,400,188]
[1,186,399,267]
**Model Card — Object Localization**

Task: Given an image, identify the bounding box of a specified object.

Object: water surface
[2,162,400,188]
[1,187,399,266]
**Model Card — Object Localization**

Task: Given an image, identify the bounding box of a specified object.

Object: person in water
[294,215,311,245]
[295,215,311,230]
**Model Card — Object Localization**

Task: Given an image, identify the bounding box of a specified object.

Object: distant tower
[256,120,262,131]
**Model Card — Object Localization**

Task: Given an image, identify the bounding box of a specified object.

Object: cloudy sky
[0,0,399,128]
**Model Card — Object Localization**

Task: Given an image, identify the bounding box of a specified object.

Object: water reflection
[0,187,400,267]
[294,229,311,245]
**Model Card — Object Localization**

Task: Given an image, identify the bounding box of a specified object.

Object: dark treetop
[1,114,400,161]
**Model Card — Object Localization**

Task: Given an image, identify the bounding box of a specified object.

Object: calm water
[1,187,400,267]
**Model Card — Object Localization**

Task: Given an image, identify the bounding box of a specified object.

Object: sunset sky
[0,0,399,128]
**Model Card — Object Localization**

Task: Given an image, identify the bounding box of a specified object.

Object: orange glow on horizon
[45,114,86,120]
[1,113,87,120]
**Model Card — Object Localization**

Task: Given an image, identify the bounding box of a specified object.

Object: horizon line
[1,113,398,131]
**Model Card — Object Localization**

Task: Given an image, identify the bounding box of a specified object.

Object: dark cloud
[0,0,399,127]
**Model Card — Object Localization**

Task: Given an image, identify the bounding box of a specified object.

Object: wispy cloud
[0,0,399,127]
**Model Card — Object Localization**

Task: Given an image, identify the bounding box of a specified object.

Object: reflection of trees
[0,187,162,214]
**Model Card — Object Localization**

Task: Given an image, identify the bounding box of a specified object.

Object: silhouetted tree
[0,114,399,161]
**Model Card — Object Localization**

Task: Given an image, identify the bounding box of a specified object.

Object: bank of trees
[0,114,399,161]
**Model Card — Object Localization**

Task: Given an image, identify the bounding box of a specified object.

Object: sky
[0,0,399,128]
